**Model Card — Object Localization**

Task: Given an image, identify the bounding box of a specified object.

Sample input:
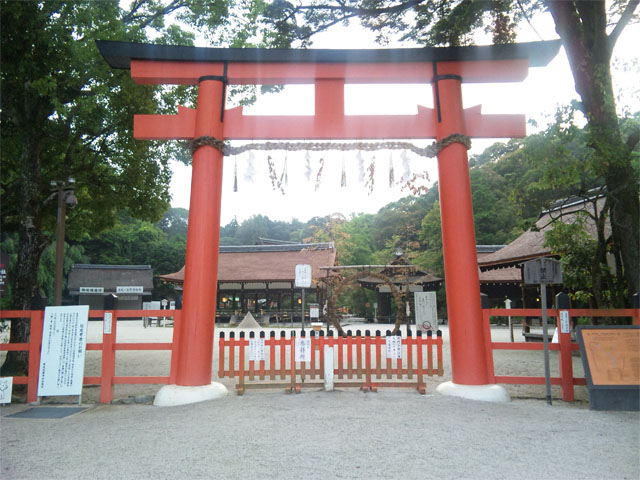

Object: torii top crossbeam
[97,40,560,141]
[98,40,559,402]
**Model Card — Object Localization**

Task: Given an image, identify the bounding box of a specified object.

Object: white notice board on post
[414,292,437,331]
[38,305,89,397]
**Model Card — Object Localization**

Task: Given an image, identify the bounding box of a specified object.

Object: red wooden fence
[483,308,640,401]
[218,329,444,394]
[1,307,637,403]
[0,309,179,404]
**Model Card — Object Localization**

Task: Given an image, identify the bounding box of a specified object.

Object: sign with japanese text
[0,377,12,404]
[560,310,570,334]
[38,306,89,397]
[414,292,437,331]
[294,264,312,288]
[249,338,265,361]
[309,303,320,319]
[295,337,311,362]
[386,335,402,359]
[523,257,562,285]
[116,285,144,294]
[79,287,104,294]
[103,312,113,335]
[579,327,640,386]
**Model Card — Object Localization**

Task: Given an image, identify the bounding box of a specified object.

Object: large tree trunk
[549,1,640,304]
[0,137,48,376]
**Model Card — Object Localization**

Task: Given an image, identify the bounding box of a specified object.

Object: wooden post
[556,292,574,401]
[433,73,489,386]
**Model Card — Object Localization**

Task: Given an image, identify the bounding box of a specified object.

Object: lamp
[50,178,77,306]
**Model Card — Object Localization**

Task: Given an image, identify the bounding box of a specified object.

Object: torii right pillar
[432,74,510,402]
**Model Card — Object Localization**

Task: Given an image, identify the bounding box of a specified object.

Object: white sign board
[560,310,571,334]
[79,287,104,294]
[103,312,113,335]
[309,303,320,319]
[414,292,437,331]
[249,338,266,361]
[0,377,13,404]
[295,337,311,362]
[294,264,312,288]
[116,285,144,294]
[386,335,402,359]
[38,305,89,397]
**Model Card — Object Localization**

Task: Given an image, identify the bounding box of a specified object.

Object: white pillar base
[436,381,511,403]
[153,382,228,407]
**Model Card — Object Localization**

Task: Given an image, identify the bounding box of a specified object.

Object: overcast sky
[167,15,639,226]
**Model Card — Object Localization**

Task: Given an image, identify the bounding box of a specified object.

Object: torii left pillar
[154,78,229,406]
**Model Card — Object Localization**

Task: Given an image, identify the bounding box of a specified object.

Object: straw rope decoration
[188,134,471,194]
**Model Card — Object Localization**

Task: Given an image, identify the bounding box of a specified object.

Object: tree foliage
[256,0,640,301]
[0,0,261,374]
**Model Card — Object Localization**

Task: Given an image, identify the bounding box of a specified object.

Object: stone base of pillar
[153,382,228,407]
[436,381,511,403]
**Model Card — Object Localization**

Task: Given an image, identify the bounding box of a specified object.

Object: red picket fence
[0,309,180,404]
[483,308,640,401]
[218,329,444,394]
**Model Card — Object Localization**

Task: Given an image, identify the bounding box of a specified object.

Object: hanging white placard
[249,338,265,361]
[386,335,402,359]
[295,338,311,363]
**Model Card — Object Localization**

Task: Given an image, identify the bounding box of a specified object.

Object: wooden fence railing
[218,329,444,394]
[0,309,179,404]
[483,308,639,401]
[1,306,637,403]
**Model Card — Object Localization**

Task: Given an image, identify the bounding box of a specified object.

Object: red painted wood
[100,309,116,404]
[176,79,225,386]
[114,376,170,384]
[114,343,173,350]
[0,343,29,351]
[169,310,181,384]
[130,59,529,85]
[135,105,524,141]
[435,75,489,385]
[27,310,43,403]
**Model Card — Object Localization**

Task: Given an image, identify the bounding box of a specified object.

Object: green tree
[469,166,520,245]
[81,211,186,301]
[0,0,254,375]
[257,0,640,302]
[156,207,189,240]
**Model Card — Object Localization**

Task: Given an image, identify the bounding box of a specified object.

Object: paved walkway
[2,389,639,479]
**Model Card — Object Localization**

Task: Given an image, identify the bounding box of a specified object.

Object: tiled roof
[68,265,153,292]
[159,243,336,284]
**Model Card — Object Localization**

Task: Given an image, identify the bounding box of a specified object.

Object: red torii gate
[98,40,559,405]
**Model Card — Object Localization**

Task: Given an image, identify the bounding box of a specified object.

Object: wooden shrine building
[477,193,613,308]
[159,242,337,323]
[67,264,154,310]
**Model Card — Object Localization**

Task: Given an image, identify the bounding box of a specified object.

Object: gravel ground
[2,320,638,479]
[2,390,639,480]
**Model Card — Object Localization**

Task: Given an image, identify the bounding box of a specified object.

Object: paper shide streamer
[401,150,411,183]
[244,151,256,183]
[304,151,312,181]
[233,156,238,192]
[388,152,395,187]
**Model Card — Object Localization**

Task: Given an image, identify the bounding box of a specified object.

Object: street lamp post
[51,179,77,306]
